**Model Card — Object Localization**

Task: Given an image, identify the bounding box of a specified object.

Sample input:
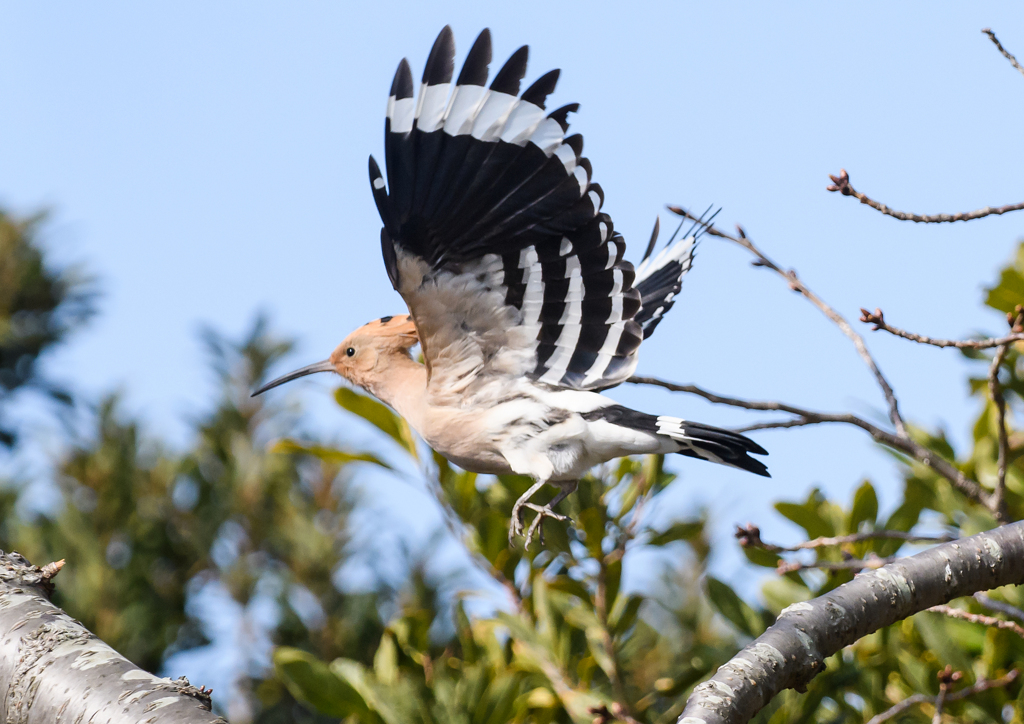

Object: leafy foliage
[1,319,391,722]
[3,204,1024,721]
[0,208,93,444]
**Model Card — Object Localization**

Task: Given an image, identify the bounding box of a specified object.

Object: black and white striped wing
[368,27,644,392]
[633,231,696,339]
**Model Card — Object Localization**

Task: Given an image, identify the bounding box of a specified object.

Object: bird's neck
[363,351,428,429]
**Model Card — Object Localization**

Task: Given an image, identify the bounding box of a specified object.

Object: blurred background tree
[2,213,1024,721]
[0,208,93,445]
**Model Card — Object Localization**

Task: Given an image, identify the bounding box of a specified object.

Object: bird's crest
[352,314,419,345]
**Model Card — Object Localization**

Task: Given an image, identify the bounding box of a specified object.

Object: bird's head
[251,314,419,397]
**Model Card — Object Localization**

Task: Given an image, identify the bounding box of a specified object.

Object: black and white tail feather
[583,405,769,477]
[367,27,768,479]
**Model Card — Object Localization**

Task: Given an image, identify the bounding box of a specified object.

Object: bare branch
[666,205,907,436]
[628,375,993,508]
[859,307,1024,349]
[827,168,1024,223]
[776,554,894,575]
[732,418,822,432]
[974,592,1024,622]
[932,666,960,724]
[989,342,1011,524]
[865,670,1018,724]
[984,28,1024,79]
[735,523,956,553]
[678,522,1024,724]
[929,604,1024,639]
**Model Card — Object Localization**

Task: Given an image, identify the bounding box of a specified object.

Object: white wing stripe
[415,82,452,132]
[444,85,488,135]
[529,118,566,155]
[500,101,545,145]
[387,96,415,134]
[472,91,518,141]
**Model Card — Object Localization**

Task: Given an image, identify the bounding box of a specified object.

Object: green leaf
[272,439,391,469]
[775,492,834,539]
[331,659,403,724]
[579,507,606,559]
[647,520,704,547]
[848,480,878,532]
[373,632,399,686]
[705,577,764,638]
[984,243,1024,313]
[609,594,644,636]
[335,387,418,460]
[274,647,369,718]
[604,557,621,612]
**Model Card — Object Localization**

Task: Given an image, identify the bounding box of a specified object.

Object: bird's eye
[346,347,355,357]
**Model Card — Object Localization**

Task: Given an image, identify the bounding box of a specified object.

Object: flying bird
[253,27,768,547]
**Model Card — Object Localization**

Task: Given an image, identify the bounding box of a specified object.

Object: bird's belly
[420,421,515,475]
[438,448,515,476]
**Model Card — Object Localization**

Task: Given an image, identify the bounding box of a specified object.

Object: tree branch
[929,604,1024,639]
[734,523,956,552]
[859,307,1024,349]
[678,521,1024,724]
[627,375,993,508]
[974,592,1024,622]
[776,554,894,575]
[865,669,1018,724]
[989,342,1011,523]
[826,168,1024,223]
[983,28,1024,79]
[0,551,224,724]
[667,206,907,437]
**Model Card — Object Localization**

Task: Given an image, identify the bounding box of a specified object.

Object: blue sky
[2,0,1024,704]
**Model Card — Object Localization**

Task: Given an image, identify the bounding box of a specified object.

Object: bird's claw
[520,503,570,549]
[509,500,529,544]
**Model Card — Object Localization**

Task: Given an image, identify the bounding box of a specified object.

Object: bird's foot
[521,503,570,548]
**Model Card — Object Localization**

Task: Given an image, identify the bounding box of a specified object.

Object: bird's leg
[509,480,548,544]
[522,480,578,549]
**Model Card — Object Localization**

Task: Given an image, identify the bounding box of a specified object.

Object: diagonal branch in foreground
[0,551,225,724]
[628,375,992,508]
[826,168,1024,223]
[677,521,1024,724]
[666,205,907,437]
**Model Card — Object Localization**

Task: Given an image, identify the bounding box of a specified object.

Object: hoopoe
[254,27,769,547]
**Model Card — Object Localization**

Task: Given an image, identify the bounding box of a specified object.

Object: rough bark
[679,521,1024,724]
[0,551,226,724]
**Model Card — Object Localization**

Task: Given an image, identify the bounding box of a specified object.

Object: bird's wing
[368,27,644,395]
[633,218,697,339]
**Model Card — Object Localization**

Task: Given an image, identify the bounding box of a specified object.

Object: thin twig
[667,205,907,437]
[989,343,1011,524]
[865,670,1018,724]
[929,604,1024,638]
[827,168,1024,223]
[735,524,956,553]
[777,554,894,575]
[628,375,993,508]
[860,307,1024,349]
[984,28,1024,79]
[732,418,823,432]
[974,592,1024,623]
[932,668,955,724]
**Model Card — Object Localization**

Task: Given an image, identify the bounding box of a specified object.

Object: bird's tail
[655,416,770,477]
[582,405,769,477]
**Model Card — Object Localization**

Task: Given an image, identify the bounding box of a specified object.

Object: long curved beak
[251,360,335,397]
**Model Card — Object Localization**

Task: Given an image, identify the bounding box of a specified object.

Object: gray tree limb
[678,521,1024,724]
[0,551,226,724]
